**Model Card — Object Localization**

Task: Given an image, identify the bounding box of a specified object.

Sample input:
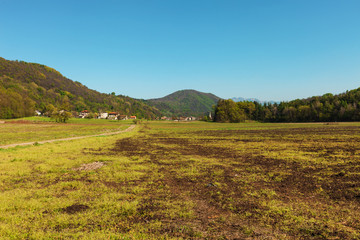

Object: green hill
[146,89,220,117]
[0,57,160,119]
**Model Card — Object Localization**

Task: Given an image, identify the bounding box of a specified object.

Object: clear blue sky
[1,0,359,101]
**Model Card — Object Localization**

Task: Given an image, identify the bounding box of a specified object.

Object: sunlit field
[0,117,131,145]
[0,119,360,239]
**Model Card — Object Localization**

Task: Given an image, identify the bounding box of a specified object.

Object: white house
[98,112,108,119]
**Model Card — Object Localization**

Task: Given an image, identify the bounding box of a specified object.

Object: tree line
[214,88,360,122]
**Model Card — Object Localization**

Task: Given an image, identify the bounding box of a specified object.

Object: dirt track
[0,125,136,149]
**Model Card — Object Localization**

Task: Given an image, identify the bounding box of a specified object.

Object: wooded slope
[0,57,160,119]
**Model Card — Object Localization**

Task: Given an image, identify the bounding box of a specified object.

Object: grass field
[0,117,131,145]
[0,119,360,239]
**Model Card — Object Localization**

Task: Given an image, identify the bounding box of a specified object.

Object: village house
[108,112,118,120]
[186,116,197,121]
[129,116,137,120]
[79,110,89,118]
[98,112,108,119]
[118,115,128,120]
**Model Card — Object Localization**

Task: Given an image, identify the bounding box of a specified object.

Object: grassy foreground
[0,120,360,239]
[0,117,131,145]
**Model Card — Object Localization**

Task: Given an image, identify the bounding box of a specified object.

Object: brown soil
[61,204,90,214]
[5,120,33,124]
[86,138,269,237]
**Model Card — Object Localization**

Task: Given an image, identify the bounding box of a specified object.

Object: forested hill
[146,89,220,116]
[214,88,360,122]
[0,57,160,119]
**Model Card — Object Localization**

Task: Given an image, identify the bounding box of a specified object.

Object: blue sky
[1,0,359,101]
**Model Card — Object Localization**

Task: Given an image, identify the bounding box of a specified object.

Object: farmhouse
[98,112,108,119]
[79,110,89,118]
[129,116,137,119]
[108,112,118,120]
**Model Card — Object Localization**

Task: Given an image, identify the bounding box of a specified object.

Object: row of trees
[214,88,360,122]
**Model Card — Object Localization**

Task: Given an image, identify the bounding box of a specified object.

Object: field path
[0,125,136,149]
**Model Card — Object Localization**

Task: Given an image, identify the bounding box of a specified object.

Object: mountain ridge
[145,89,220,117]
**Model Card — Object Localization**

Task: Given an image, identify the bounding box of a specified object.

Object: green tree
[50,108,72,123]
[214,99,246,123]
[50,101,72,123]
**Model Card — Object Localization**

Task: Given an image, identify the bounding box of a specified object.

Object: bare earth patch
[61,204,90,214]
[73,161,107,171]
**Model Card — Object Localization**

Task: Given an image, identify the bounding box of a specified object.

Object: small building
[79,110,89,118]
[98,112,108,119]
[129,116,137,120]
[35,110,42,116]
[186,116,197,121]
[118,115,128,120]
[108,112,118,120]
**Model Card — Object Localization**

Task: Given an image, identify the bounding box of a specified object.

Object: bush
[133,119,141,124]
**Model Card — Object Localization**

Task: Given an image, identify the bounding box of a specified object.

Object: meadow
[0,119,359,239]
[0,117,130,145]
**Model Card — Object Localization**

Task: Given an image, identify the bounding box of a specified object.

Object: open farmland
[0,117,130,145]
[0,120,360,239]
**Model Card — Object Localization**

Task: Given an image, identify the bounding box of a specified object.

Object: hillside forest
[214,88,360,122]
[0,58,160,119]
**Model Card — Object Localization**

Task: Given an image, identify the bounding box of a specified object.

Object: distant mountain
[146,89,220,116]
[231,97,279,104]
[0,57,160,119]
[231,97,261,102]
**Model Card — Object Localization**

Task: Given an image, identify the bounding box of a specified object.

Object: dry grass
[0,120,359,239]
